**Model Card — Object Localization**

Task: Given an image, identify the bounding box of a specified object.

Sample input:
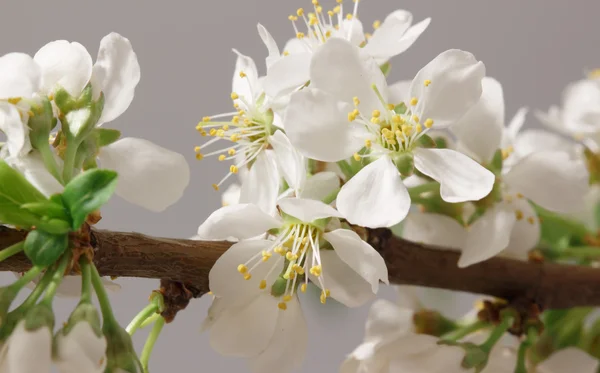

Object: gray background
[0,0,597,372]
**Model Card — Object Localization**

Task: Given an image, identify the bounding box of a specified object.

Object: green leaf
[394,102,407,114]
[416,134,436,149]
[61,169,118,230]
[24,230,69,267]
[21,200,70,222]
[95,128,122,147]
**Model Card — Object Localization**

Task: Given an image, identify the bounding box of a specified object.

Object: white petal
[310,250,376,307]
[451,77,505,163]
[459,203,516,267]
[97,137,189,212]
[324,229,388,292]
[34,40,92,97]
[7,152,63,197]
[209,293,280,357]
[511,129,577,163]
[197,204,281,240]
[208,239,282,303]
[6,322,52,373]
[339,19,366,47]
[299,172,340,201]
[263,53,311,99]
[257,24,280,69]
[402,212,467,249]
[337,156,410,228]
[311,37,387,114]
[0,102,31,158]
[0,52,41,99]
[504,197,540,260]
[249,297,307,373]
[55,322,107,373]
[504,151,589,213]
[537,348,599,373]
[239,151,280,215]
[364,11,431,64]
[283,38,309,54]
[232,49,259,104]
[278,198,341,222]
[410,49,485,128]
[414,148,495,203]
[387,79,412,105]
[507,107,528,139]
[269,130,305,192]
[561,79,600,133]
[221,183,241,207]
[364,299,414,341]
[284,88,367,162]
[91,33,141,124]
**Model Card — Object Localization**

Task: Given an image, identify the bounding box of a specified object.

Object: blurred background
[0,0,597,371]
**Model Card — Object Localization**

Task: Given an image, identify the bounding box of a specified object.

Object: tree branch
[1,225,599,309]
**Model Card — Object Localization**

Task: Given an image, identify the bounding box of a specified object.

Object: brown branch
[1,225,600,310]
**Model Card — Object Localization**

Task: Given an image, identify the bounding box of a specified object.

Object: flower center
[194,74,274,191]
[236,222,331,310]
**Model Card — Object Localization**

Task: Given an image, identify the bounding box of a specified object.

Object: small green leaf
[416,134,436,148]
[489,149,503,174]
[380,62,391,77]
[61,169,118,230]
[394,102,407,114]
[95,128,122,147]
[21,201,70,222]
[24,230,69,267]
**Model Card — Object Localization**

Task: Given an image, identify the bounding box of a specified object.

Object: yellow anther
[233,102,240,109]
[238,109,246,116]
[293,264,305,275]
[289,272,296,280]
[243,273,252,280]
[516,193,524,199]
[230,165,239,174]
[410,97,419,106]
[194,146,201,153]
[209,128,217,136]
[278,302,287,310]
[195,153,204,161]
[333,5,341,13]
[401,124,412,136]
[365,139,372,148]
[353,97,360,106]
[386,103,395,110]
[392,115,402,124]
[505,195,514,203]
[283,295,293,302]
[353,153,361,161]
[286,252,298,261]
[515,210,524,221]
[222,124,230,131]
[415,124,423,133]
[243,118,251,125]
[372,109,381,118]
[309,17,318,25]
[424,79,432,87]
[239,71,247,78]
[297,8,305,16]
[230,92,239,100]
[320,289,330,304]
[327,10,334,16]
[228,148,236,156]
[230,134,240,142]
[283,50,290,56]
[259,280,267,289]
[296,32,305,39]
[527,216,536,225]
[348,112,357,122]
[370,117,380,124]
[274,246,285,256]
[207,291,213,295]
[7,97,21,105]
[216,129,225,137]
[373,20,381,29]
[310,265,322,276]
[589,68,600,79]
[212,184,220,191]
[202,116,211,122]
[218,155,226,161]
[424,118,434,128]
[288,15,298,21]
[336,0,342,3]
[312,0,319,4]
[262,251,272,262]
[346,13,353,20]
[316,6,323,13]
[412,115,420,123]
[301,283,307,293]
[237,264,248,274]
[325,30,332,38]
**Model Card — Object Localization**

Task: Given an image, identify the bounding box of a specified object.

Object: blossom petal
[222,183,241,207]
[239,151,279,215]
[285,88,367,162]
[0,102,31,158]
[414,148,495,203]
[387,80,412,105]
[7,152,63,197]
[337,156,410,228]
[249,297,307,373]
[300,172,340,201]
[0,52,41,99]
[269,130,305,192]
[364,11,431,64]
[208,239,282,303]
[55,322,107,373]
[459,203,516,267]
[504,197,540,260]
[339,19,366,47]
[91,33,141,124]
[6,322,52,373]
[232,49,259,105]
[324,228,388,292]
[512,129,577,162]
[364,299,414,341]
[504,151,589,213]
[257,24,280,69]
[263,53,311,99]
[309,250,376,307]
[311,37,387,114]
[34,40,92,97]
[402,212,467,250]
[537,348,599,373]
[97,137,189,211]
[451,77,505,163]
[197,204,281,240]
[410,49,485,128]
[209,293,280,357]
[278,198,341,222]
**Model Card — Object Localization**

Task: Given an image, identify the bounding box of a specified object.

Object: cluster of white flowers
[193,1,597,372]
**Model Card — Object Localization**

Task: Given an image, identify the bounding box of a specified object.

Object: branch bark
[1,225,599,309]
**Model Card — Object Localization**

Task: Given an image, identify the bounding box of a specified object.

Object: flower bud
[103,322,142,373]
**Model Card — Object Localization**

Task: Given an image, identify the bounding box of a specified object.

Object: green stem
[336,160,354,180]
[140,313,161,329]
[12,267,55,314]
[40,252,71,306]
[515,328,537,373]
[441,320,488,342]
[322,188,340,205]
[10,265,43,290]
[408,182,440,198]
[79,257,93,304]
[481,313,514,353]
[0,241,24,263]
[37,141,64,185]
[91,263,116,323]
[126,303,159,336]
[62,139,80,183]
[558,247,600,259]
[140,316,166,373]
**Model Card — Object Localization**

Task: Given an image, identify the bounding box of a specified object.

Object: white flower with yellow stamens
[284,37,494,228]
[260,0,430,100]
